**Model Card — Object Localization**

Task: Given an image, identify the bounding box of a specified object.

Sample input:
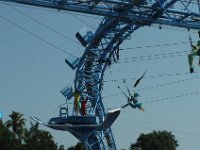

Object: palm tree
[6,111,26,143]
[0,120,18,150]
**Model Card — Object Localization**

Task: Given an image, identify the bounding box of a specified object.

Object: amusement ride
[0,0,200,149]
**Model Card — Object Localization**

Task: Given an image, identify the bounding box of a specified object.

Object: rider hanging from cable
[188,30,200,73]
[123,92,145,112]
[118,85,144,112]
[118,70,146,112]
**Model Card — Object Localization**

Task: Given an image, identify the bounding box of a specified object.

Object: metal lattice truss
[74,7,136,149]
[1,0,200,29]
[1,0,199,149]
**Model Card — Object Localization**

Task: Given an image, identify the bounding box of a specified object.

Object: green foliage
[0,111,62,150]
[59,145,65,150]
[67,142,85,150]
[24,122,58,150]
[0,120,22,150]
[6,111,26,143]
[130,130,179,150]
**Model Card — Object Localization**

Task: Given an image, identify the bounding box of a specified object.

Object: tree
[6,111,26,143]
[1,111,65,150]
[58,145,65,150]
[67,142,85,150]
[130,130,179,150]
[24,122,58,150]
[0,120,22,150]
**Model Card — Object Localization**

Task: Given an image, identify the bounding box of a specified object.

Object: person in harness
[188,31,200,73]
[120,89,144,112]
[126,93,144,112]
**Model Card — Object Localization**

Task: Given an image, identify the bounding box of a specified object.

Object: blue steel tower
[1,0,200,149]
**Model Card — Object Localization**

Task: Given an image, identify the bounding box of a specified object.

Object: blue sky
[0,2,200,150]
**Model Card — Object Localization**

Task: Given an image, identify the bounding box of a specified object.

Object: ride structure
[1,0,200,149]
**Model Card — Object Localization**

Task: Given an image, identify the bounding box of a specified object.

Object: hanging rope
[0,15,76,57]
[144,91,200,104]
[119,50,189,63]
[103,75,200,98]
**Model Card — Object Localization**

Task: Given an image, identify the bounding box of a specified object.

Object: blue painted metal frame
[1,0,200,29]
[0,0,199,149]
